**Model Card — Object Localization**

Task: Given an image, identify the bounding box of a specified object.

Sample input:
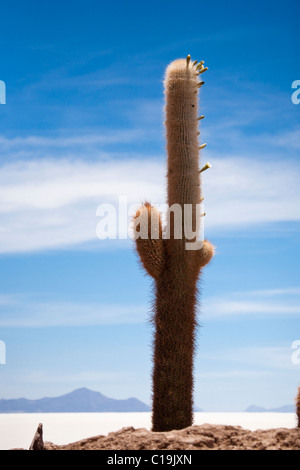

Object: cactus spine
[133,56,214,432]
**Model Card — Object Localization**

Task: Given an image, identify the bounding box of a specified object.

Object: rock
[29,423,44,450]
[42,423,300,451]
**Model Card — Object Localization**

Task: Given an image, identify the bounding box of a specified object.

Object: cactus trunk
[296,386,300,428]
[133,56,214,432]
[152,266,198,430]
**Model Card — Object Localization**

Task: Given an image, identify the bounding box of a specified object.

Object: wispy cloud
[240,287,300,297]
[0,145,300,253]
[0,155,164,253]
[0,294,148,327]
[2,287,299,328]
[1,70,300,255]
[203,147,300,230]
[254,126,300,151]
[199,345,297,372]
[205,300,300,316]
[0,130,147,150]
[21,369,135,385]
[202,288,300,319]
[197,369,274,380]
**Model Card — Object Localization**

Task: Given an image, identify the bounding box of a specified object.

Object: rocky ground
[25,423,300,450]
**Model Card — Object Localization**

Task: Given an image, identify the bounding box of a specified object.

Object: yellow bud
[199,161,211,172]
[199,144,207,151]
[197,67,208,75]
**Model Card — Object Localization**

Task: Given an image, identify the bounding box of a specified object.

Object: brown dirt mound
[43,424,300,450]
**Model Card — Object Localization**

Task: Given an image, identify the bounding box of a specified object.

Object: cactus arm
[132,202,165,280]
[196,239,215,269]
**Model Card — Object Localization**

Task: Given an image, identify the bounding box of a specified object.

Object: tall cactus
[133,56,214,432]
[296,386,300,428]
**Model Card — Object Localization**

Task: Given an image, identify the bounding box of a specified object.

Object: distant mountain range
[0,388,294,413]
[0,388,151,413]
[245,404,294,413]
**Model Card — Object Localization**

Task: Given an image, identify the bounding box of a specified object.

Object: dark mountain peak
[0,388,151,413]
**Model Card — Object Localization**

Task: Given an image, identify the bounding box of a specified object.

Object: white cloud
[2,287,299,328]
[0,156,164,253]
[201,345,297,372]
[0,130,146,151]
[202,152,300,230]
[0,294,148,327]
[0,126,300,254]
[240,287,300,297]
[202,287,300,318]
[257,126,300,151]
[205,300,300,316]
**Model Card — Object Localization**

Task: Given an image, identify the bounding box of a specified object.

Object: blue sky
[0,0,299,411]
